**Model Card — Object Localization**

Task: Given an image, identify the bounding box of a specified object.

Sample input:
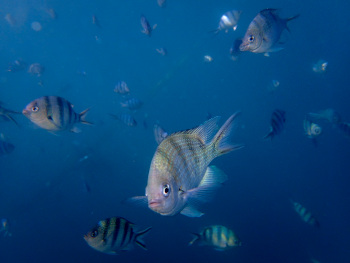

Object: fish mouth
[22,109,29,115]
[149,199,162,208]
[239,43,249,51]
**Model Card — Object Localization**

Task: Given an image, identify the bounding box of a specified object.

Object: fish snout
[239,43,248,51]
[148,198,162,209]
[22,109,29,115]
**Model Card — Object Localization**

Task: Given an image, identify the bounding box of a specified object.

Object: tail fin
[212,112,244,155]
[79,108,93,125]
[135,227,152,250]
[263,128,274,140]
[188,233,200,246]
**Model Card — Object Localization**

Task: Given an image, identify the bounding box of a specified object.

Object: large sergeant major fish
[290,200,320,228]
[240,8,299,55]
[22,96,92,133]
[130,113,243,217]
[264,109,286,140]
[84,217,151,255]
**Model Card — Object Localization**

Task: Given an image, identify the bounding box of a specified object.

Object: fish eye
[162,184,170,197]
[90,229,98,238]
[248,35,255,42]
[31,106,39,112]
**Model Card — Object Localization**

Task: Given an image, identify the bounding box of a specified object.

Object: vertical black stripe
[121,221,130,248]
[56,97,65,128]
[101,218,110,243]
[67,100,73,124]
[44,96,51,119]
[111,217,121,248]
[167,136,190,175]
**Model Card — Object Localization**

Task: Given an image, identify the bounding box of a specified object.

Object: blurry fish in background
[28,63,45,77]
[22,96,92,133]
[141,15,157,36]
[7,59,27,72]
[92,15,101,28]
[204,55,213,62]
[0,103,20,126]
[189,225,241,251]
[121,98,143,110]
[114,81,130,95]
[129,113,244,217]
[45,8,57,19]
[153,124,168,144]
[264,109,286,140]
[240,9,299,55]
[312,59,328,73]
[110,113,137,127]
[308,109,341,124]
[229,38,243,61]
[4,14,16,26]
[337,122,350,138]
[157,0,166,8]
[84,217,151,255]
[211,10,242,34]
[0,219,12,237]
[290,200,320,228]
[267,79,280,93]
[81,175,91,193]
[156,47,167,56]
[94,35,102,44]
[31,21,42,32]
[304,118,322,147]
[0,134,15,156]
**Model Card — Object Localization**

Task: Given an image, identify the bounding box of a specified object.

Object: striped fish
[264,109,286,140]
[189,225,241,251]
[212,10,242,34]
[114,81,130,95]
[22,96,92,133]
[84,217,151,255]
[130,113,244,217]
[121,98,143,110]
[0,134,15,156]
[141,15,156,36]
[290,200,320,228]
[0,103,20,126]
[110,113,137,127]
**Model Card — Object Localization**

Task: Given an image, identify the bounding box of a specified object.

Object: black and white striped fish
[212,10,242,34]
[110,113,137,127]
[22,96,92,133]
[84,217,151,255]
[290,200,320,228]
[114,81,130,95]
[121,98,143,110]
[189,225,241,251]
[264,109,286,140]
[0,134,15,156]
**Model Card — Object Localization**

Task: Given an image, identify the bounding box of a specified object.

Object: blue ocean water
[0,0,349,262]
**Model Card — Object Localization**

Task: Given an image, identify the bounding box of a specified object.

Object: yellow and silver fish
[304,119,322,138]
[189,225,241,251]
[212,10,242,34]
[130,113,243,217]
[22,96,92,133]
[312,59,328,73]
[84,217,151,255]
[290,200,320,228]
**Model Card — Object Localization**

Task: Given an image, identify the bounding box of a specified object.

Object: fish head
[84,223,106,252]
[239,23,262,52]
[146,168,182,216]
[22,97,48,125]
[310,123,322,136]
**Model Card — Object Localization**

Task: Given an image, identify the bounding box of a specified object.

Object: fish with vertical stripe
[84,217,151,255]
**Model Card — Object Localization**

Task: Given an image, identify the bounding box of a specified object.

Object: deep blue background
[0,0,349,262]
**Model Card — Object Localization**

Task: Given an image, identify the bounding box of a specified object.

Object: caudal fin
[79,108,93,125]
[212,112,244,155]
[135,227,152,250]
[188,233,201,246]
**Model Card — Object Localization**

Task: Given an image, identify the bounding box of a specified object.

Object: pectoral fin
[180,205,204,217]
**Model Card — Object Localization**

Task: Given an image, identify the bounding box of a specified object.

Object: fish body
[84,217,151,255]
[291,200,320,228]
[214,10,242,34]
[156,47,167,56]
[121,98,143,110]
[141,15,156,36]
[308,109,341,124]
[312,59,328,73]
[22,96,92,132]
[264,109,286,140]
[7,59,27,72]
[114,81,130,95]
[189,225,241,251]
[0,218,11,237]
[204,55,213,62]
[157,0,166,8]
[110,113,137,127]
[0,134,15,155]
[229,38,243,61]
[240,9,299,54]
[131,113,243,217]
[28,63,44,76]
[304,119,322,139]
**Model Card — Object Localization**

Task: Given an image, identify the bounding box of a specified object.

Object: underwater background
[0,0,349,262]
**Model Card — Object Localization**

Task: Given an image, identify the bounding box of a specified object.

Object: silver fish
[114,81,130,95]
[213,10,242,34]
[7,59,27,72]
[130,113,243,217]
[22,96,92,133]
[157,0,166,8]
[121,98,143,110]
[264,109,286,140]
[28,63,45,76]
[304,119,322,138]
[141,15,156,36]
[110,113,137,127]
[84,217,151,255]
[240,9,299,55]
[312,59,328,73]
[308,109,341,124]
[189,225,241,251]
[290,200,320,228]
